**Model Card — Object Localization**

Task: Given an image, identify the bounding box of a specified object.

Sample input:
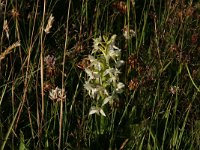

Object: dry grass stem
[3,20,9,39]
[0,41,21,61]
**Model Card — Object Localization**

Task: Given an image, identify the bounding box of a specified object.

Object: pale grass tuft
[49,86,66,102]
[0,41,21,61]
[3,20,9,39]
[44,14,54,34]
[122,25,136,39]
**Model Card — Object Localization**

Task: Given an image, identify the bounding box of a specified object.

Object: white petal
[116,82,125,93]
[108,49,121,61]
[114,68,121,75]
[88,55,96,62]
[91,88,98,99]
[93,36,102,52]
[102,96,112,106]
[99,108,106,117]
[89,107,99,115]
[115,60,125,68]
[103,68,114,76]
[85,68,95,80]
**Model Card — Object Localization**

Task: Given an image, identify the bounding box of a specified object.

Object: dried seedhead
[0,41,21,61]
[191,34,198,45]
[185,6,194,17]
[149,11,157,21]
[44,55,56,67]
[128,54,138,69]
[74,41,85,54]
[168,44,179,54]
[44,55,56,77]
[11,8,20,18]
[112,1,127,14]
[122,25,136,39]
[177,9,184,23]
[128,78,139,91]
[168,44,181,61]
[181,54,190,64]
[43,81,55,93]
[46,67,56,77]
[131,64,155,88]
[177,5,195,23]
[44,14,54,34]
[169,86,179,95]
[76,57,90,70]
[49,87,66,102]
[136,66,144,75]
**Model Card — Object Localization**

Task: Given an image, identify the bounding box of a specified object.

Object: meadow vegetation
[0,0,200,149]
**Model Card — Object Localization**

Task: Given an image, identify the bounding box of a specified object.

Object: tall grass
[0,0,200,149]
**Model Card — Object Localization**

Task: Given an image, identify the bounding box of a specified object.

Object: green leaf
[19,130,29,150]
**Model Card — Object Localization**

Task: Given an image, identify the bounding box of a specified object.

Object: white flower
[88,55,102,71]
[108,34,118,50]
[93,36,102,53]
[84,34,125,117]
[108,49,121,62]
[116,82,125,93]
[103,68,120,84]
[103,68,115,76]
[84,82,104,99]
[84,82,96,99]
[115,60,125,68]
[103,68,120,76]
[89,106,106,116]
[88,55,96,62]
[85,68,100,81]
[107,76,117,84]
[85,68,95,80]
[102,96,113,106]
[92,61,102,71]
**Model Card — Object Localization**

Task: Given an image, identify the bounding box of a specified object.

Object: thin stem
[39,0,46,147]
[185,64,200,92]
[58,0,72,149]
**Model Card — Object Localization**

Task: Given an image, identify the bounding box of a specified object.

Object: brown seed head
[11,8,20,18]
[128,54,138,69]
[185,6,194,17]
[112,1,127,14]
[76,57,90,70]
[128,78,139,91]
[191,34,198,44]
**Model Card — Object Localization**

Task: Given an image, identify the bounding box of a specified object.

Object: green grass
[0,0,200,149]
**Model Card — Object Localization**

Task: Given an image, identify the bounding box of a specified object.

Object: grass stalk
[59,0,72,149]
